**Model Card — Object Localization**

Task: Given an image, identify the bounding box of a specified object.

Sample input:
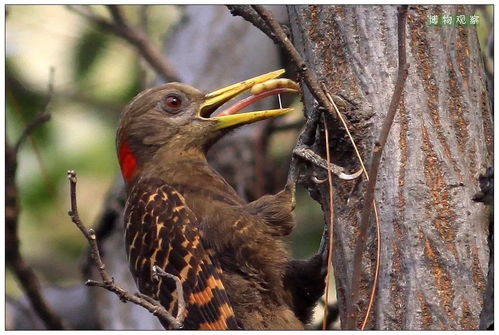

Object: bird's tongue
[214,88,294,117]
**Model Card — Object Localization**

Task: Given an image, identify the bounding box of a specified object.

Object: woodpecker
[116,70,326,330]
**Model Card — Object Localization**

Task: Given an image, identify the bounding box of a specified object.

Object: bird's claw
[337,167,363,180]
[294,146,363,181]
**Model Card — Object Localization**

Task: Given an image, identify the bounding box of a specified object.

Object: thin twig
[251,5,340,124]
[361,204,381,330]
[67,171,111,283]
[322,115,336,330]
[106,5,127,26]
[153,266,187,329]
[5,164,67,330]
[323,88,368,180]
[66,170,184,329]
[67,5,179,82]
[14,112,51,154]
[346,5,409,329]
[226,5,279,44]
[6,68,67,330]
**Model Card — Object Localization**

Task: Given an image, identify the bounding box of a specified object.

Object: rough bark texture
[288,4,492,330]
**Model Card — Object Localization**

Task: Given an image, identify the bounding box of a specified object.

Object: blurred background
[6,5,328,329]
[5,4,493,330]
[6,5,178,297]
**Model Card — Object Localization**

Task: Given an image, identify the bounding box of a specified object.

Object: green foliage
[6,6,131,293]
[475,6,492,53]
[292,188,324,259]
[73,28,110,82]
[6,60,50,146]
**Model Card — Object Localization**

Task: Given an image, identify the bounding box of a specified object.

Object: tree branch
[235,5,357,187]
[322,114,336,329]
[251,5,339,121]
[6,68,67,329]
[226,5,279,44]
[345,5,409,329]
[14,112,51,154]
[66,170,186,329]
[67,5,180,82]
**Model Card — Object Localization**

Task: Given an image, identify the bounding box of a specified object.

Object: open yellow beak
[199,69,299,130]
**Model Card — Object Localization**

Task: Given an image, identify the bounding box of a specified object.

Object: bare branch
[14,112,51,154]
[67,171,112,284]
[226,5,279,44]
[66,170,184,329]
[345,5,409,329]
[67,5,180,82]
[242,5,360,187]
[153,266,187,329]
[6,67,67,330]
[322,88,369,180]
[251,5,339,121]
[106,5,127,27]
[321,115,336,330]
[5,190,68,330]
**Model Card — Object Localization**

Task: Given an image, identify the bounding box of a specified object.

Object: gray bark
[288,5,492,330]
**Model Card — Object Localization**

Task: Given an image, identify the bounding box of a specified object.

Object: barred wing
[124,178,239,329]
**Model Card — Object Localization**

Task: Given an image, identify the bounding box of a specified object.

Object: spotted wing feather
[124,178,239,329]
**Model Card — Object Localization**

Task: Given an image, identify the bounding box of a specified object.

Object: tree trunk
[288,4,492,330]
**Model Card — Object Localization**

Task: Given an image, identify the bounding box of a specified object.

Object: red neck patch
[118,140,138,182]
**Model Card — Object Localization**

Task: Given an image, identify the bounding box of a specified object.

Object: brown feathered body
[133,151,302,329]
[118,77,325,330]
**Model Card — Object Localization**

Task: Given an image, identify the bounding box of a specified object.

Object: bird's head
[116,69,299,183]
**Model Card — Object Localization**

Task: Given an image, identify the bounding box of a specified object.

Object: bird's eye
[161,93,183,114]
